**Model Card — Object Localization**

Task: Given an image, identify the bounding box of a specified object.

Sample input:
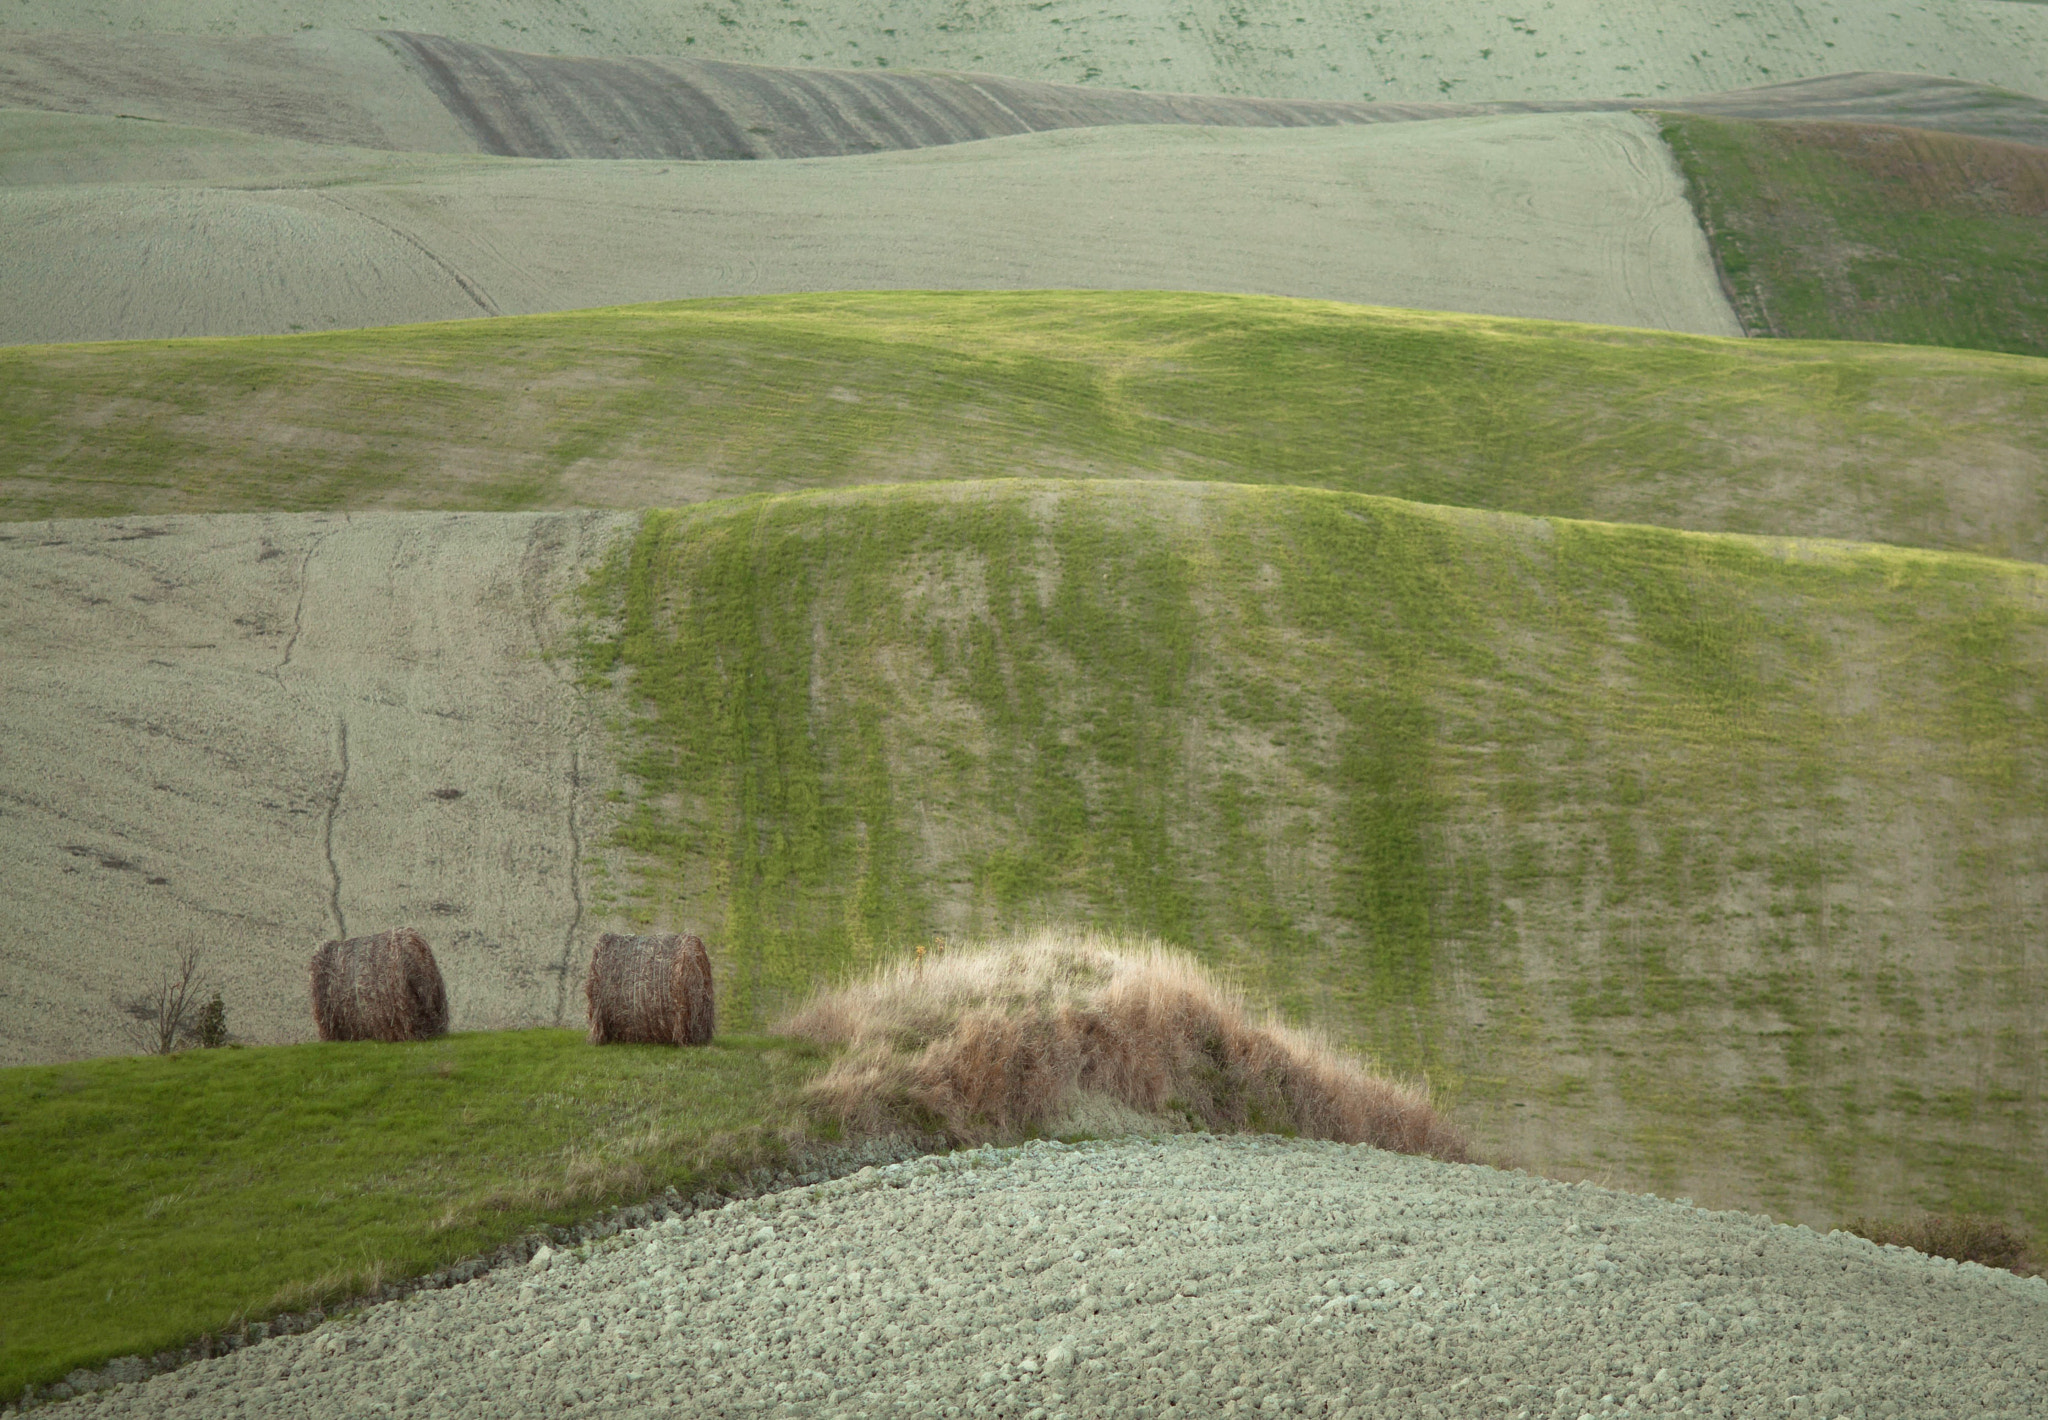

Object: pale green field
[0,109,1738,344]
[5,1,2046,103]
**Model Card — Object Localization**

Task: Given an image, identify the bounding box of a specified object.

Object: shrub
[1839,1213,2039,1276]
[776,929,1468,1160]
[193,993,228,1049]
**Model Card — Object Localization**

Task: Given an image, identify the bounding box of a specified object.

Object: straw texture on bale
[777,930,1469,1161]
[585,932,716,1046]
[307,927,450,1042]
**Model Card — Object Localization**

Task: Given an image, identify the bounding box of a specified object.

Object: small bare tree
[119,943,208,1055]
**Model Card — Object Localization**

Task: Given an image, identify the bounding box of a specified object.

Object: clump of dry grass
[268,1256,393,1315]
[308,928,449,1043]
[775,930,1468,1161]
[1839,1213,2040,1276]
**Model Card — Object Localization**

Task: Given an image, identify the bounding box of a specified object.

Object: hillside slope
[6,294,2042,560]
[575,477,2048,1233]
[0,109,1740,344]
[4,0,2045,103]
[9,32,2047,157]
[1663,113,2048,358]
[7,478,2039,1236]
[0,511,633,1068]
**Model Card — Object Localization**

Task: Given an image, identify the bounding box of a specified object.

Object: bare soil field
[0,511,636,1068]
[4,0,2045,105]
[0,109,1742,344]
[8,32,2048,159]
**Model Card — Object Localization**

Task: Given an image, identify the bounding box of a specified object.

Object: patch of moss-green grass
[5,291,2047,560]
[0,1031,825,1397]
[1659,113,2048,357]
[581,477,2048,1240]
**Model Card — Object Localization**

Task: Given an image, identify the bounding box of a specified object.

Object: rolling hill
[5,1,2046,104]
[0,106,1742,344]
[4,461,2044,1240]
[3,2,2047,1399]
[9,33,2048,159]
[5,293,2042,557]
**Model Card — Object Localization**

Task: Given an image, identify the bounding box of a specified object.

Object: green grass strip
[3,291,2045,560]
[1659,112,2048,357]
[0,1032,826,1397]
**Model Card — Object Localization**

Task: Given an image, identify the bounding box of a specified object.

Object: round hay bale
[585,932,715,1046]
[308,927,450,1042]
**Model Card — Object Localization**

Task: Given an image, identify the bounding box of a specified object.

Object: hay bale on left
[308,927,451,1042]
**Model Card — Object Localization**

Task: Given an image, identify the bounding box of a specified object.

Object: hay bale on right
[585,932,715,1046]
[308,927,449,1042]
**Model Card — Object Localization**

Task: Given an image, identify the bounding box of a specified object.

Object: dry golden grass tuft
[1840,1213,2040,1277]
[776,930,1468,1161]
[267,1256,393,1316]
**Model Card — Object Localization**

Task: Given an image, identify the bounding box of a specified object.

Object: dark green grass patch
[4,291,2046,560]
[578,478,2048,1243]
[1660,113,2048,357]
[0,1031,825,1397]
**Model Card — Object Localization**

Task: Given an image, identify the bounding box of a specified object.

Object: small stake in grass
[585,933,716,1046]
[308,928,450,1042]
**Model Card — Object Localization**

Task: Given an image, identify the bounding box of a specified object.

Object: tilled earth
[0,511,635,1066]
[51,1136,2048,1419]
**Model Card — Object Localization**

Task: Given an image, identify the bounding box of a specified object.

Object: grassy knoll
[1660,113,2048,357]
[4,292,2047,560]
[0,1032,825,1396]
[577,478,2048,1243]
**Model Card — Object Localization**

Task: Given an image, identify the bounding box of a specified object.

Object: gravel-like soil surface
[44,1136,2048,1419]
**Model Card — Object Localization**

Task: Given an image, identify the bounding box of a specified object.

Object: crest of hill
[2,0,2045,106]
[4,292,2042,561]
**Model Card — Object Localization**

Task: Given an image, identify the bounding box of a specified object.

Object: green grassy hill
[6,292,2046,1398]
[6,292,2047,559]
[0,1032,825,1398]
[579,476,2048,1239]
[1661,114,2048,357]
